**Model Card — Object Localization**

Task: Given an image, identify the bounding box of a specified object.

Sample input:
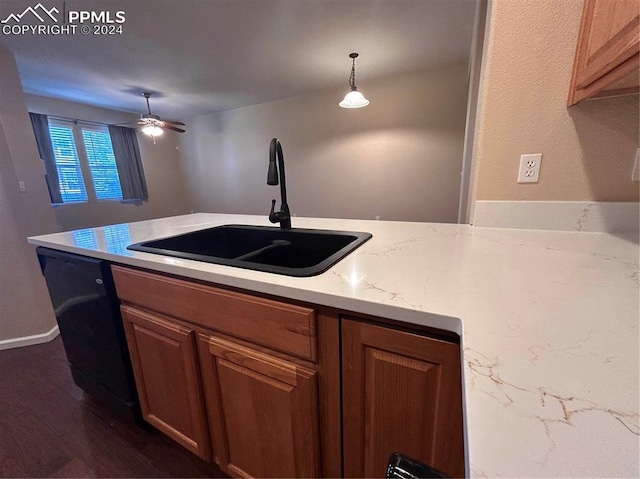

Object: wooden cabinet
[112,265,333,477]
[568,0,639,105]
[112,265,317,361]
[342,318,465,478]
[198,335,321,478]
[121,305,211,460]
[113,265,465,478]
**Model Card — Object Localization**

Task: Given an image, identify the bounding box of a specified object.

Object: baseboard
[0,325,60,351]
[473,201,640,233]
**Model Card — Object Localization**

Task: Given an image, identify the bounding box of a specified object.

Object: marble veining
[575,203,593,231]
[28,213,640,477]
[465,347,638,464]
[473,200,640,234]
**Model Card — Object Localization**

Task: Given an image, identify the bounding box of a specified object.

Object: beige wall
[26,95,193,230]
[180,64,469,223]
[0,44,57,341]
[468,0,639,220]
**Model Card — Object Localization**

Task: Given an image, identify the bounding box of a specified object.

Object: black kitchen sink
[127,224,372,277]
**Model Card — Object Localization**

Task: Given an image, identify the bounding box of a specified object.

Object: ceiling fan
[135,92,186,138]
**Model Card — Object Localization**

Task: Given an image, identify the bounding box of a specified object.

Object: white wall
[180,63,469,223]
[0,44,58,341]
[26,95,193,231]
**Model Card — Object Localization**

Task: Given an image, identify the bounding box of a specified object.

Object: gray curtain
[108,125,148,201]
[29,112,63,204]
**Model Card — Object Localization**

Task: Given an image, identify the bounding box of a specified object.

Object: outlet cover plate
[518,154,542,183]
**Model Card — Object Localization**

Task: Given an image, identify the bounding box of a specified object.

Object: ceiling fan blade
[163,124,186,133]
[162,120,186,126]
[111,121,142,126]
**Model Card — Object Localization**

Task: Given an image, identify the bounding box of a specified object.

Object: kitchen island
[29,213,639,478]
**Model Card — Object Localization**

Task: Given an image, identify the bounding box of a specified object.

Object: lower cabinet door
[121,305,211,461]
[198,334,321,478]
[342,318,465,478]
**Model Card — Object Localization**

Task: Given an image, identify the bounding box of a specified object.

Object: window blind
[82,126,122,201]
[48,122,88,203]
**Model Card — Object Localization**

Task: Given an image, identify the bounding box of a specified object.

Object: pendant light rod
[349,52,359,90]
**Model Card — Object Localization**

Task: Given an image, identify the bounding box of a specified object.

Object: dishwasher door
[37,247,139,415]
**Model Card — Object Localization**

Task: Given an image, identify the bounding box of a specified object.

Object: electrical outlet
[18,181,26,192]
[518,154,542,183]
[632,148,639,182]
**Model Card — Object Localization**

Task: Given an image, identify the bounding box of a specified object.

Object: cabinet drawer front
[112,266,317,361]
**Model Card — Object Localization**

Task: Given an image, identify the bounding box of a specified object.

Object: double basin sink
[127,224,372,277]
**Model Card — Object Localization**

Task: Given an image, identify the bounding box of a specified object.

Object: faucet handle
[269,199,278,224]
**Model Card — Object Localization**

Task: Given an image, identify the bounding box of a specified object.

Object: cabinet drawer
[112,265,317,361]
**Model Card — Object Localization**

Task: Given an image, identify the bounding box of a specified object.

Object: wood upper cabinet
[342,318,465,479]
[568,0,640,105]
[197,334,321,478]
[121,305,211,461]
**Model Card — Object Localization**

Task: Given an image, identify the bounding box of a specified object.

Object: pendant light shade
[339,90,370,108]
[339,53,369,108]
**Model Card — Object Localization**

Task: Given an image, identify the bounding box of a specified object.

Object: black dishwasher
[37,247,140,421]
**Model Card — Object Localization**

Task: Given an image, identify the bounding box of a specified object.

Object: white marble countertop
[28,213,639,478]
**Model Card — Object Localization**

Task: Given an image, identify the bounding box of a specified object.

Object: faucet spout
[267,138,291,229]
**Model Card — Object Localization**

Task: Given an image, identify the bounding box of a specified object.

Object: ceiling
[0,0,478,119]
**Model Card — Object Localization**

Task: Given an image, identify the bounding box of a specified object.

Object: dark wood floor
[0,337,226,478]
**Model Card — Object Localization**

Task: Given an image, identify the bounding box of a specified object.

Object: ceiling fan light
[142,124,164,137]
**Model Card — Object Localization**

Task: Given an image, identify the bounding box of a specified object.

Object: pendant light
[339,52,370,108]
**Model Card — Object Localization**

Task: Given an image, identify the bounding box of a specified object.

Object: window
[48,120,123,204]
[48,123,88,203]
[82,127,122,200]
[31,113,148,205]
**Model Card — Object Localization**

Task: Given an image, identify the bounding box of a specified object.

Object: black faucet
[267,138,292,229]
